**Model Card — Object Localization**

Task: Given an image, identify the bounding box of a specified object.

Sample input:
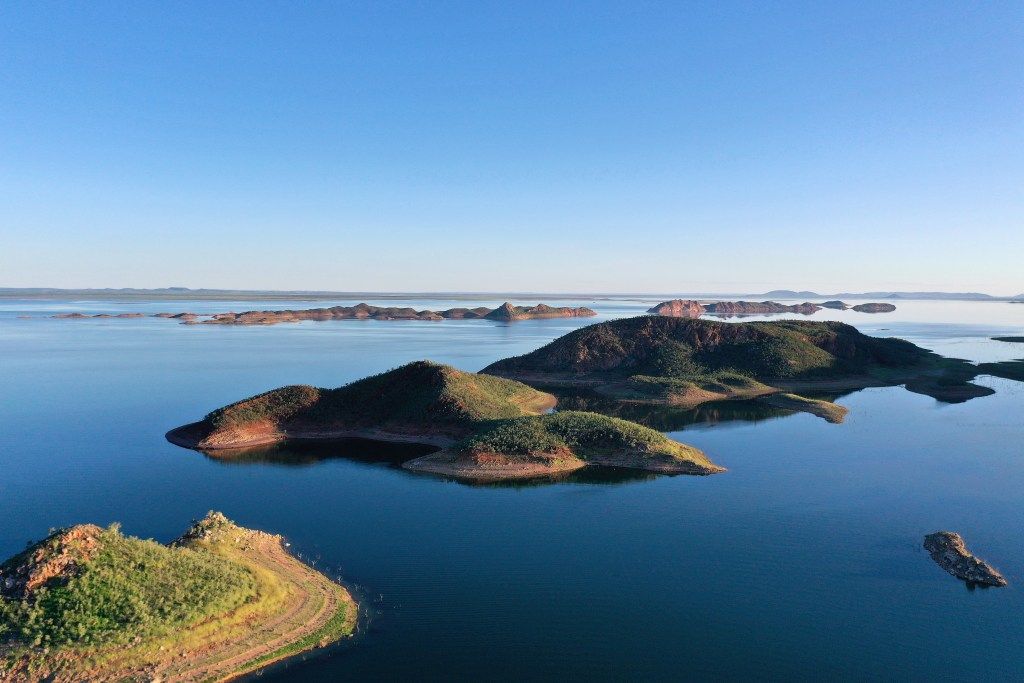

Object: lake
[2,297,1023,680]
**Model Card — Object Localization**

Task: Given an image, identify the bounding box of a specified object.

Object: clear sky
[1,2,1021,294]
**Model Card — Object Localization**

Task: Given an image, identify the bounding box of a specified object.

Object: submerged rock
[923,531,1007,587]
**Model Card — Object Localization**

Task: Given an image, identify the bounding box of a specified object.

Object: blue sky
[1,2,1021,294]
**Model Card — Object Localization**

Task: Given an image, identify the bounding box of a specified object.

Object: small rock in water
[923,531,1007,587]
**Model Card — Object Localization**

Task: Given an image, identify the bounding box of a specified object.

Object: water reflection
[199,437,437,468]
[201,437,665,487]
[404,465,662,488]
[550,388,851,432]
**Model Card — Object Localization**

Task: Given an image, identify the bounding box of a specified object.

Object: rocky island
[647,299,705,317]
[851,302,897,313]
[646,299,821,318]
[161,302,595,325]
[0,512,356,681]
[167,361,722,480]
[49,303,596,325]
[50,312,146,319]
[703,300,821,316]
[992,336,1024,343]
[923,531,1007,587]
[482,316,1008,418]
[819,300,850,310]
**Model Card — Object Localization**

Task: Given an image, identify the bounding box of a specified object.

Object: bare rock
[923,531,1007,587]
[647,299,705,317]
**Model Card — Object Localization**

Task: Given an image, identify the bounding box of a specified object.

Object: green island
[167,361,723,479]
[482,317,1024,419]
[0,512,356,682]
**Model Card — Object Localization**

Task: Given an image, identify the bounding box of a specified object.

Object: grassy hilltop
[0,512,355,682]
[404,411,723,480]
[173,361,558,451]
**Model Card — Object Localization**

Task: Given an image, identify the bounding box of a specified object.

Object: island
[481,316,1009,419]
[703,300,821,316]
[167,361,722,480]
[159,302,595,325]
[923,532,1007,587]
[50,312,146,319]
[647,299,705,317]
[850,303,897,313]
[0,512,357,681]
[819,300,850,310]
[992,336,1024,343]
[646,299,821,318]
[403,411,723,480]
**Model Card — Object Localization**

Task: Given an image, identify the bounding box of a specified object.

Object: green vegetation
[484,317,930,382]
[978,359,1024,382]
[0,524,255,648]
[191,361,556,448]
[482,316,1003,408]
[619,372,773,404]
[208,385,320,430]
[173,360,722,478]
[0,512,356,682]
[458,411,718,472]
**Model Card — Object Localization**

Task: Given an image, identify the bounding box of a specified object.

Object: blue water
[1,298,1023,680]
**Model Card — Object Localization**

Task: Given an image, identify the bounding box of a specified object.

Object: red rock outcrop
[647,300,705,317]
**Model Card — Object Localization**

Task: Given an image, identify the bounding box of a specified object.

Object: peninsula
[167,361,721,479]
[0,512,356,682]
[482,316,1007,417]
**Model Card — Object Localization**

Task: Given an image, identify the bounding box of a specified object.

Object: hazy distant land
[2,287,1022,302]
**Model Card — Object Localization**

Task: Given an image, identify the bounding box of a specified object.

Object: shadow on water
[200,437,665,487]
[199,437,437,468]
[550,388,852,432]
[402,464,664,488]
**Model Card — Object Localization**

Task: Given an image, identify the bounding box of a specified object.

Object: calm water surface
[2,298,1023,680]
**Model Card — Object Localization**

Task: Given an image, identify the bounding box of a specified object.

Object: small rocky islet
[850,302,897,313]
[923,532,1007,587]
[0,512,356,682]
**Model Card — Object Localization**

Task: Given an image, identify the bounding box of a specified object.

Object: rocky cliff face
[647,300,705,317]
